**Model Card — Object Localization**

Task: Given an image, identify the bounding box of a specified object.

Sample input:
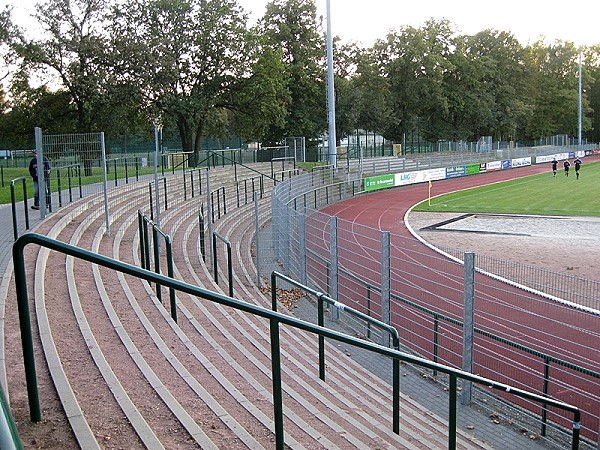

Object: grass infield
[413,161,600,217]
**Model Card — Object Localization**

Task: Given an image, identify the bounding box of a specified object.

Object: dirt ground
[406,211,600,282]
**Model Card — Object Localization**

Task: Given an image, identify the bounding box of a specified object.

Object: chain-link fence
[263,145,600,449]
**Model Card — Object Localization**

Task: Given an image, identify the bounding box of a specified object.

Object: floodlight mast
[326,0,337,168]
[578,50,582,146]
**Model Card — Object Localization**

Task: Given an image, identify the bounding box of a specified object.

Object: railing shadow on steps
[12,233,582,450]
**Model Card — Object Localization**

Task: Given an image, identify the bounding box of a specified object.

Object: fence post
[153,125,161,228]
[281,195,290,274]
[206,170,213,264]
[138,211,146,269]
[461,252,475,406]
[299,212,307,286]
[34,128,46,219]
[199,207,206,262]
[101,132,110,234]
[183,170,187,201]
[329,217,339,321]
[254,192,261,288]
[381,232,391,347]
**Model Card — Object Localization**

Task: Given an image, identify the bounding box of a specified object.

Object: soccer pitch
[413,161,600,217]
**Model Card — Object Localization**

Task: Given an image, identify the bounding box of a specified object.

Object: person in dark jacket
[563,160,570,177]
[29,152,51,209]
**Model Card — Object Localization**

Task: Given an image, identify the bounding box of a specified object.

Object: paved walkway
[0,201,49,278]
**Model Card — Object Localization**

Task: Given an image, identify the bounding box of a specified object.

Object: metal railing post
[254,193,261,288]
[329,217,338,321]
[461,252,475,406]
[199,209,206,262]
[381,232,391,347]
[213,232,234,297]
[449,374,458,450]
[165,236,176,322]
[317,293,325,381]
[153,225,162,303]
[10,177,30,241]
[11,239,42,422]
[270,316,285,450]
[138,210,146,269]
[10,233,585,450]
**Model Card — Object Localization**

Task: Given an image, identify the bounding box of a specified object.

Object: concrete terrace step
[154,171,494,448]
[2,163,494,449]
[124,167,490,446]
[126,218,460,449]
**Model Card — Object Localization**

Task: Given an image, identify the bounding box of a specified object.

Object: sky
[5,0,600,47]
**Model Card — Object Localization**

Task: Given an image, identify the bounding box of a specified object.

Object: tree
[329,40,362,147]
[370,20,460,145]
[15,0,111,132]
[524,40,588,139]
[445,30,530,142]
[0,77,76,148]
[109,0,288,160]
[587,45,600,142]
[0,6,18,86]
[258,0,327,147]
[352,47,392,143]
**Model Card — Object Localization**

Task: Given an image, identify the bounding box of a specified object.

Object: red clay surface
[317,160,600,439]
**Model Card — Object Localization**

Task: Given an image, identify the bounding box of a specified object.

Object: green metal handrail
[290,179,361,211]
[210,186,227,222]
[270,156,296,180]
[212,231,233,297]
[198,208,206,262]
[271,271,401,434]
[169,151,193,173]
[335,256,599,437]
[10,177,30,241]
[206,150,277,183]
[55,163,83,206]
[138,211,177,322]
[306,246,598,439]
[148,177,168,221]
[12,233,582,449]
[0,384,23,450]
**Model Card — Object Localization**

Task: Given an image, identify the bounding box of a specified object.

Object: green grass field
[413,161,600,217]
[0,165,158,205]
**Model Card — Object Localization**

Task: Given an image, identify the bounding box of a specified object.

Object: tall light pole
[326,0,337,168]
[578,49,582,146]
[153,122,161,227]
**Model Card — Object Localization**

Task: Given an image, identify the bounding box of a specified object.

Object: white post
[326,0,337,169]
[329,216,339,321]
[153,124,161,227]
[254,192,261,288]
[34,127,46,219]
[461,252,475,405]
[100,132,110,234]
[206,169,213,263]
[578,50,583,146]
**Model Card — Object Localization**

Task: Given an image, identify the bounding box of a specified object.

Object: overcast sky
[5,0,600,47]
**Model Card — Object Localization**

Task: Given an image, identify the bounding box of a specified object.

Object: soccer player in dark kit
[551,158,558,176]
[573,157,582,179]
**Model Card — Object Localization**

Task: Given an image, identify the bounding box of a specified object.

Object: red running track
[317,161,600,440]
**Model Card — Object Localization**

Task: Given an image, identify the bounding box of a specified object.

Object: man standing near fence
[29,151,51,210]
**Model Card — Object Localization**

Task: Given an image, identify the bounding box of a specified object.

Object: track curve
[319,161,600,439]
